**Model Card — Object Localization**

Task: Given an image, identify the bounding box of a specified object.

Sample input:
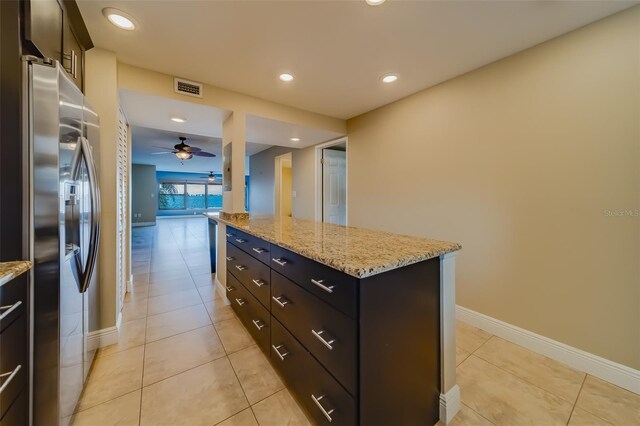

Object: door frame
[314,137,348,224]
[274,152,292,217]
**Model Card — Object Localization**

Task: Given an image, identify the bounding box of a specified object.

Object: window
[158,181,230,211]
[186,184,206,209]
[207,184,223,209]
[158,183,185,210]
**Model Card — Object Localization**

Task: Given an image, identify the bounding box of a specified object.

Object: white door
[116,108,129,308]
[322,149,346,225]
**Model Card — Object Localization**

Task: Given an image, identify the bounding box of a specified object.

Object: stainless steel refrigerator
[27,59,101,425]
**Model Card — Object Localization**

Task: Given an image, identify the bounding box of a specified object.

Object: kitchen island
[206,213,461,425]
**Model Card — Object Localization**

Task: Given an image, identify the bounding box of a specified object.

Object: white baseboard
[439,385,461,424]
[456,305,640,394]
[215,278,230,305]
[87,325,119,351]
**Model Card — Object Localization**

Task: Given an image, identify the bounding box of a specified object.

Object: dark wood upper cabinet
[22,0,93,91]
[62,17,82,89]
[23,0,63,62]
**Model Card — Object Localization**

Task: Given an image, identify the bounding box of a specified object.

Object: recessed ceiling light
[290,137,300,142]
[102,8,136,30]
[365,0,386,6]
[279,73,294,82]
[171,117,186,123]
[381,73,398,83]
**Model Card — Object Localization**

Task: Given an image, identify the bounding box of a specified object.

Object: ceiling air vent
[174,78,203,98]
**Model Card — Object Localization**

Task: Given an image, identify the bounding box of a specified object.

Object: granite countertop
[205,213,461,278]
[0,260,32,287]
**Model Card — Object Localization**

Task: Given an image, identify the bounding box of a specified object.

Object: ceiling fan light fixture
[102,8,137,30]
[175,150,191,160]
[279,73,294,82]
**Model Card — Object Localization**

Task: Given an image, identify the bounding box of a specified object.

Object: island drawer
[270,245,357,319]
[271,271,357,396]
[0,312,26,420]
[271,317,356,426]
[227,273,270,354]
[226,243,271,309]
[226,226,271,266]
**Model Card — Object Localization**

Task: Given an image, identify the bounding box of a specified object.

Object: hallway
[71,217,311,425]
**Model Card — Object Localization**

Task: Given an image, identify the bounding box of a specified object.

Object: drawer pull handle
[235,265,247,271]
[311,394,335,422]
[311,279,334,294]
[0,301,22,321]
[226,286,235,292]
[0,365,22,395]
[235,238,247,243]
[272,344,289,361]
[312,329,335,350]
[226,233,234,237]
[252,279,266,287]
[252,319,266,330]
[226,256,235,261]
[235,298,246,306]
[252,247,266,254]
[272,258,287,267]
[272,296,289,308]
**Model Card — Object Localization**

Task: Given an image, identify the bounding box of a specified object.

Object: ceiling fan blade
[151,152,175,155]
[184,146,202,153]
[193,151,216,157]
[152,146,175,151]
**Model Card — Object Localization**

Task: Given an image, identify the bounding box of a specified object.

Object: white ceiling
[246,114,342,149]
[120,90,342,151]
[131,126,268,173]
[80,1,637,119]
[120,89,228,138]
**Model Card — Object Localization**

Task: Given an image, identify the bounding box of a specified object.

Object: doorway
[274,152,293,217]
[315,138,347,225]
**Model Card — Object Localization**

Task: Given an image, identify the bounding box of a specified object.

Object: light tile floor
[72,218,640,426]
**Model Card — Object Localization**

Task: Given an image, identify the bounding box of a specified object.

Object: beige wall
[249,146,296,214]
[347,7,640,369]
[85,48,119,329]
[131,164,157,224]
[292,145,317,220]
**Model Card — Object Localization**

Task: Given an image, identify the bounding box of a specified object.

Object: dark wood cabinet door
[23,0,63,61]
[62,18,82,89]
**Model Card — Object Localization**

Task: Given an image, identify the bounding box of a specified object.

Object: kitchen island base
[209,216,461,425]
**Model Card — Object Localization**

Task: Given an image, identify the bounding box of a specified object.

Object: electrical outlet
[292,190,297,198]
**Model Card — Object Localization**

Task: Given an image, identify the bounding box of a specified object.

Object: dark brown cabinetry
[22,0,92,90]
[226,226,442,425]
[23,0,63,62]
[0,274,29,426]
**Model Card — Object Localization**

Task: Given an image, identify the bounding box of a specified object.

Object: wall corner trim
[87,325,119,351]
[215,277,230,305]
[456,305,640,394]
[439,385,461,425]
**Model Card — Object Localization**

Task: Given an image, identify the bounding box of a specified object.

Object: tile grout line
[137,226,155,426]
[565,374,587,425]
[466,353,582,407]
[466,334,587,407]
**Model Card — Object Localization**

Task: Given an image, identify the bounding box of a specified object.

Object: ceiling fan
[198,171,221,183]
[151,136,216,162]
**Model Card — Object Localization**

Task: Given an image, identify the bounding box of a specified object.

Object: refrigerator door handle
[71,136,101,293]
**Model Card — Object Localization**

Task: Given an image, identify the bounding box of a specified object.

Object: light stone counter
[206,213,461,278]
[0,260,32,287]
